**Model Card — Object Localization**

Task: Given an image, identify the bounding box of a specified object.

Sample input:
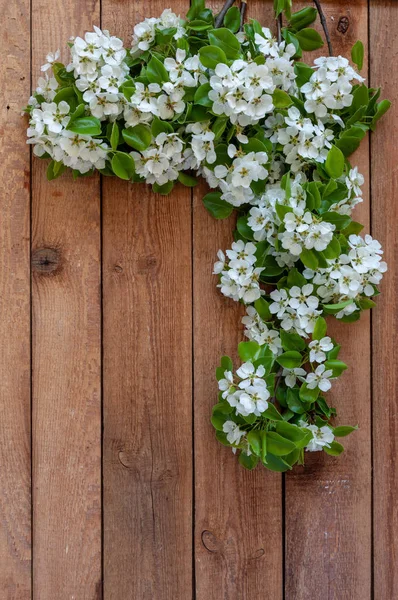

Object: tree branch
[239,1,248,32]
[313,0,333,56]
[215,0,237,28]
[276,13,282,44]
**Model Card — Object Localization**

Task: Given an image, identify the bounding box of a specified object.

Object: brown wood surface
[194,3,283,599]
[1,0,397,598]
[284,2,373,599]
[101,2,193,597]
[370,1,398,598]
[0,0,31,596]
[31,0,102,597]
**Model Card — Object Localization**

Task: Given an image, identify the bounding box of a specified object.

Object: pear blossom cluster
[26,2,389,472]
[303,234,387,315]
[301,55,365,118]
[131,9,185,53]
[218,362,270,417]
[213,241,264,304]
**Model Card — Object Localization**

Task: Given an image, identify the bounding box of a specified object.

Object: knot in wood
[201,530,222,554]
[337,16,349,34]
[32,247,61,275]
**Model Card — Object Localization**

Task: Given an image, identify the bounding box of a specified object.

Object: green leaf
[67,116,101,135]
[300,248,318,270]
[322,299,353,314]
[194,83,212,107]
[202,192,233,219]
[147,55,169,84]
[287,267,306,288]
[324,359,347,377]
[325,145,345,179]
[198,45,228,69]
[186,0,205,20]
[371,99,391,129]
[238,341,261,362]
[110,121,119,151]
[152,181,174,195]
[322,212,351,231]
[294,62,313,87]
[286,388,306,414]
[187,19,213,31]
[53,86,76,104]
[324,441,344,456]
[351,40,364,71]
[299,383,319,403]
[272,89,292,108]
[266,432,296,456]
[221,355,233,372]
[151,116,174,136]
[322,236,341,259]
[111,152,135,181]
[295,28,324,51]
[333,425,358,437]
[275,421,312,448]
[313,317,327,341]
[275,203,293,222]
[122,124,152,152]
[212,116,228,140]
[262,403,284,421]
[208,28,241,59]
[239,452,259,470]
[46,160,66,181]
[358,296,376,310]
[236,215,255,240]
[280,330,306,352]
[254,297,271,321]
[263,453,291,472]
[224,6,241,33]
[178,172,198,187]
[247,431,262,456]
[276,351,302,369]
[289,6,317,30]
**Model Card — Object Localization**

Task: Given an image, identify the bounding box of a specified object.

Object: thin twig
[239,1,247,32]
[276,13,282,44]
[313,0,333,56]
[215,0,237,28]
[271,368,284,404]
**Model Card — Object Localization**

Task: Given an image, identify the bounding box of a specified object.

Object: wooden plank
[194,2,283,598]
[284,2,372,598]
[31,1,102,597]
[101,2,193,598]
[0,0,31,596]
[370,2,398,597]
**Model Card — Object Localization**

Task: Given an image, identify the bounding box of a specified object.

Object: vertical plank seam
[191,179,196,600]
[100,3,104,599]
[190,4,196,598]
[29,0,33,593]
[367,1,374,597]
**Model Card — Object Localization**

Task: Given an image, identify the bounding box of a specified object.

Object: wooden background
[1,0,397,598]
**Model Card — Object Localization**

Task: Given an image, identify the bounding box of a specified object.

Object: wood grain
[101,3,193,598]
[370,2,398,597]
[284,2,372,598]
[0,0,31,596]
[31,1,102,597]
[194,3,283,599]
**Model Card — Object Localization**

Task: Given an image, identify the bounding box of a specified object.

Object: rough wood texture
[31,0,102,597]
[284,2,372,598]
[194,3,283,598]
[0,0,31,596]
[101,3,193,597]
[3,1,397,598]
[370,2,398,598]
